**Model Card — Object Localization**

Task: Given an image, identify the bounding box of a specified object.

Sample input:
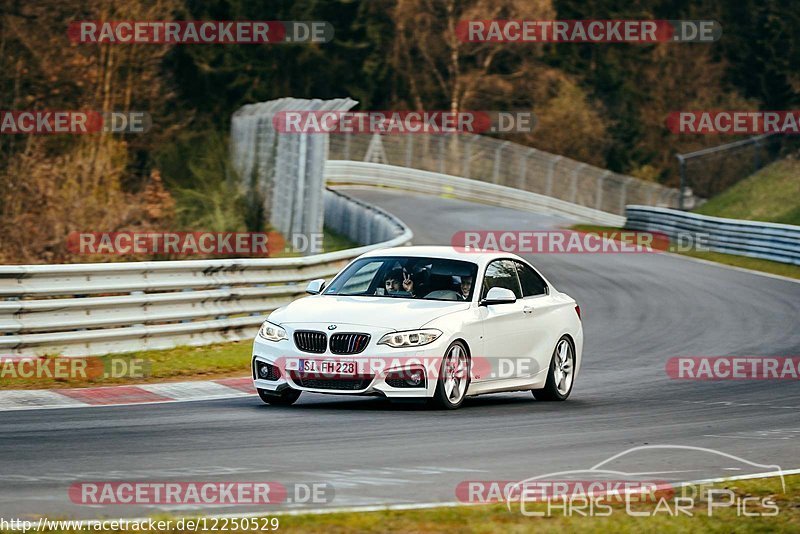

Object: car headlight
[377,329,442,348]
[259,321,288,342]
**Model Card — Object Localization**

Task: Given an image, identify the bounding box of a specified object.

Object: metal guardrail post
[462,136,478,178]
[753,136,761,171]
[620,177,632,214]
[596,171,609,210]
[293,134,308,250]
[405,135,414,168]
[546,156,561,197]
[648,184,657,206]
[492,142,509,184]
[677,154,686,211]
[518,149,533,189]
[343,131,351,160]
[571,163,586,204]
[439,135,446,175]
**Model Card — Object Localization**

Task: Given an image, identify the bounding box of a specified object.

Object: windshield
[323,256,479,301]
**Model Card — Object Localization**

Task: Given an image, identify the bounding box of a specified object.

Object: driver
[401,270,417,297]
[459,275,473,299]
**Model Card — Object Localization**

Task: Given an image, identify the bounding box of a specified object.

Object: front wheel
[258,387,301,406]
[533,336,575,401]
[429,341,470,409]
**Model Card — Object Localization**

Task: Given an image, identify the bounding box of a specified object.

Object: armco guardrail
[329,131,695,213]
[625,206,800,266]
[0,189,412,357]
[325,160,626,227]
[0,158,631,357]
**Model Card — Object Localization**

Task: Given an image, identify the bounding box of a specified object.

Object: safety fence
[675,134,799,205]
[230,97,358,254]
[625,206,800,266]
[0,189,411,357]
[325,160,626,227]
[329,132,693,214]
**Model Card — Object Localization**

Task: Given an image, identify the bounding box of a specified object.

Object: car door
[475,259,530,382]
[514,260,562,379]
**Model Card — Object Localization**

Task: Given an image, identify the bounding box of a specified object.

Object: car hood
[269,295,470,331]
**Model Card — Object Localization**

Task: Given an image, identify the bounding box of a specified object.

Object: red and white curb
[0,377,254,412]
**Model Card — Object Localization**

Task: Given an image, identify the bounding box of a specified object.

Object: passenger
[383,270,402,293]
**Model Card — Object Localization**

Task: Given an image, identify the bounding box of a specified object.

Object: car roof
[359,245,525,267]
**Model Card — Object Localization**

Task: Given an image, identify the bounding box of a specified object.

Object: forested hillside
[1,0,797,262]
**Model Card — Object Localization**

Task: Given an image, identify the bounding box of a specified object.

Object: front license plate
[299,359,357,375]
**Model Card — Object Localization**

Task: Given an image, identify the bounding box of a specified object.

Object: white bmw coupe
[252,246,582,409]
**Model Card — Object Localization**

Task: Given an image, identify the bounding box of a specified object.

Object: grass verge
[693,158,800,226]
[0,341,251,390]
[570,224,800,280]
[4,474,796,533]
[278,474,798,533]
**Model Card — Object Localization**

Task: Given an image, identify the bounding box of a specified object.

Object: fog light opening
[385,366,426,389]
[406,370,423,387]
[256,361,280,381]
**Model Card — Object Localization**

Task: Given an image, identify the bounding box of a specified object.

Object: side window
[482,260,522,298]
[515,261,548,297]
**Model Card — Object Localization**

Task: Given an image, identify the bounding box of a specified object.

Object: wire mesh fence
[232,100,694,243]
[230,97,358,254]
[677,134,794,206]
[328,132,688,216]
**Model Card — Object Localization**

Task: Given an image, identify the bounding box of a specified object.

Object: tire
[429,341,470,409]
[533,336,575,401]
[258,387,301,406]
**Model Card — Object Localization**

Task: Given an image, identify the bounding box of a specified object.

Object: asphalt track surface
[1,188,798,519]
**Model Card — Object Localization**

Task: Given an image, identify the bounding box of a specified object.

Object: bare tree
[391,0,554,113]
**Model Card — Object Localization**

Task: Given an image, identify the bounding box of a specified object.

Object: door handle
[523,306,534,314]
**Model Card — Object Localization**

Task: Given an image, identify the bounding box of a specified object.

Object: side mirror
[306,278,326,295]
[480,287,517,306]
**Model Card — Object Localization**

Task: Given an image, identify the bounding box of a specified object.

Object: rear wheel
[533,336,575,401]
[429,341,470,409]
[258,387,301,406]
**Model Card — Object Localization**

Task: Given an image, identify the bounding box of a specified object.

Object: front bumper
[251,330,449,399]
